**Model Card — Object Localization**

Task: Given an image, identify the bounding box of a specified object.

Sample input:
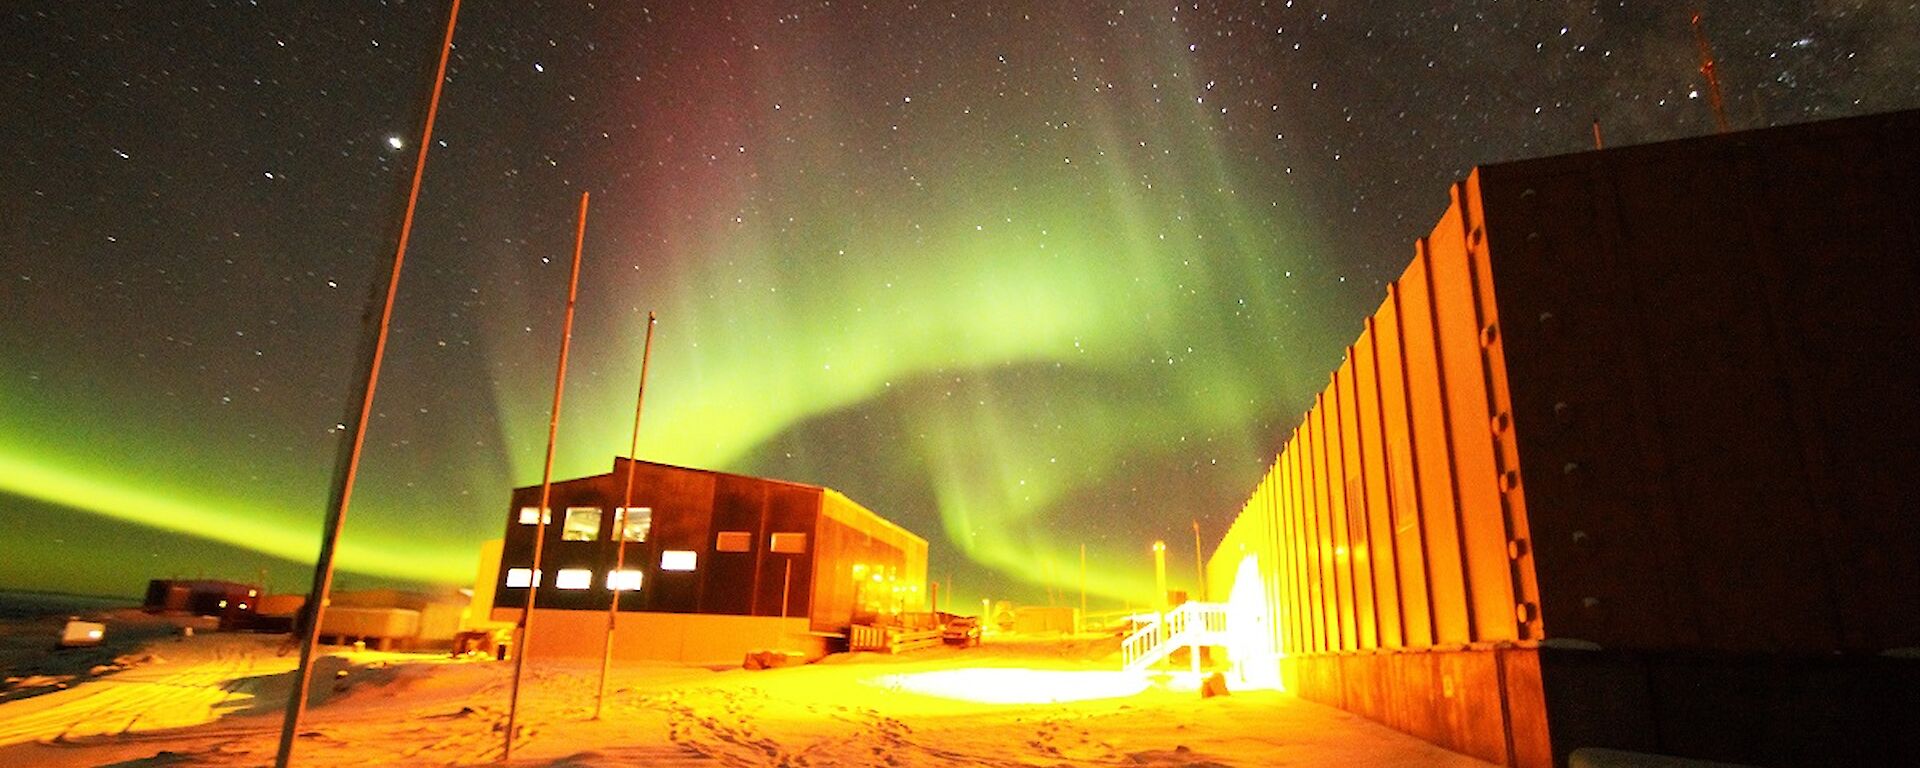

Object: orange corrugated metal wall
[1207,173,1545,662]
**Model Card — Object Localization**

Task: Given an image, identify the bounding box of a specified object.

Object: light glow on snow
[875,668,1150,704]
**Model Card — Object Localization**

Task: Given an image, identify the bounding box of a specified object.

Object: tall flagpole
[504,191,592,762]
[595,311,658,720]
[274,1,461,764]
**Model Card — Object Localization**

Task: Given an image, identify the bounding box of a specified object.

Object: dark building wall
[758,482,818,619]
[1208,109,1920,767]
[492,459,922,635]
[1480,111,1920,655]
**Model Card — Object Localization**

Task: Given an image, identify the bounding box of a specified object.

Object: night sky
[3,1,1915,605]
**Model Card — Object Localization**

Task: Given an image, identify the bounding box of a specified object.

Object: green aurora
[0,2,1402,606]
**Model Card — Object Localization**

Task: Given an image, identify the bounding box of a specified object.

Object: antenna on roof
[1691,11,1732,133]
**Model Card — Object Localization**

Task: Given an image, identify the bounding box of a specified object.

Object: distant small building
[243,589,470,650]
[142,579,257,619]
[486,458,927,664]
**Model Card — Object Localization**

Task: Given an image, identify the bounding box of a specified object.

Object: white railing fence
[1121,601,1230,672]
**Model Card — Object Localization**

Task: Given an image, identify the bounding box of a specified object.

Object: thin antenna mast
[274,1,461,764]
[1692,11,1732,133]
[1192,519,1206,602]
[595,311,658,720]
[504,191,592,761]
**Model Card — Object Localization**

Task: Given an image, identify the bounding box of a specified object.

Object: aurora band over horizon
[0,7,1350,606]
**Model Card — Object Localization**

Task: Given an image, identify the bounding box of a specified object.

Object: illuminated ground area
[0,620,1489,767]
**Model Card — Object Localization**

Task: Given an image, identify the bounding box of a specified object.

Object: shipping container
[1208,108,1920,767]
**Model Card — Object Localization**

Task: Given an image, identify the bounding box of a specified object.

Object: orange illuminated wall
[1208,108,1920,767]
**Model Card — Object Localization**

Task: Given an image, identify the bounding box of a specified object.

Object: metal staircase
[1121,601,1230,672]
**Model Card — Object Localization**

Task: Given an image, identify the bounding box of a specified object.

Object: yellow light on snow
[877,668,1150,705]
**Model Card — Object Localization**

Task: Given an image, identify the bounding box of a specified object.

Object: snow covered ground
[0,615,1491,766]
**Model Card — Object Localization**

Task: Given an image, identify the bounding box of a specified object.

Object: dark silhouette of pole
[1192,519,1206,602]
[595,311,658,720]
[274,2,461,765]
[1079,544,1087,633]
[504,191,592,761]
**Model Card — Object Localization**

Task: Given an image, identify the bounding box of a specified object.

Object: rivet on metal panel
[1514,602,1537,623]
[1470,226,1484,247]
[1552,401,1571,422]
[1561,462,1579,476]
[1525,231,1544,256]
[1571,530,1588,543]
[1490,411,1512,435]
[1479,323,1499,348]
[1581,597,1601,609]
[1506,539,1529,560]
[1500,469,1522,492]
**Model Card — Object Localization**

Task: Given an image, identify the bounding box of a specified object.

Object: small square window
[769,532,807,554]
[606,569,643,591]
[505,568,541,588]
[554,569,593,590]
[715,531,752,552]
[613,507,651,542]
[517,507,551,525]
[562,507,602,541]
[661,550,698,571]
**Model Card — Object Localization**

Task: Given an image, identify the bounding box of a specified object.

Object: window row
[518,506,652,543]
[511,509,808,555]
[504,566,651,591]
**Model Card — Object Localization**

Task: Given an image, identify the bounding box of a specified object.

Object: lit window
[554,569,593,590]
[517,507,551,525]
[661,550,698,571]
[770,532,807,554]
[613,507,651,542]
[715,531,752,552]
[505,568,542,588]
[562,507,602,541]
[606,569,643,591]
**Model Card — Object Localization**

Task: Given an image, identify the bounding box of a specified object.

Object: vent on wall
[770,532,808,553]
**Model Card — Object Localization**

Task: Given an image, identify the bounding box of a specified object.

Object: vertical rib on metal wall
[1310,408,1344,651]
[1355,327,1405,648]
[1298,431,1329,654]
[1375,297,1436,648]
[1429,183,1522,643]
[1460,172,1542,641]
[1290,426,1314,654]
[1269,472,1287,657]
[1337,359,1380,649]
[1400,243,1474,645]
[1319,393,1357,651]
